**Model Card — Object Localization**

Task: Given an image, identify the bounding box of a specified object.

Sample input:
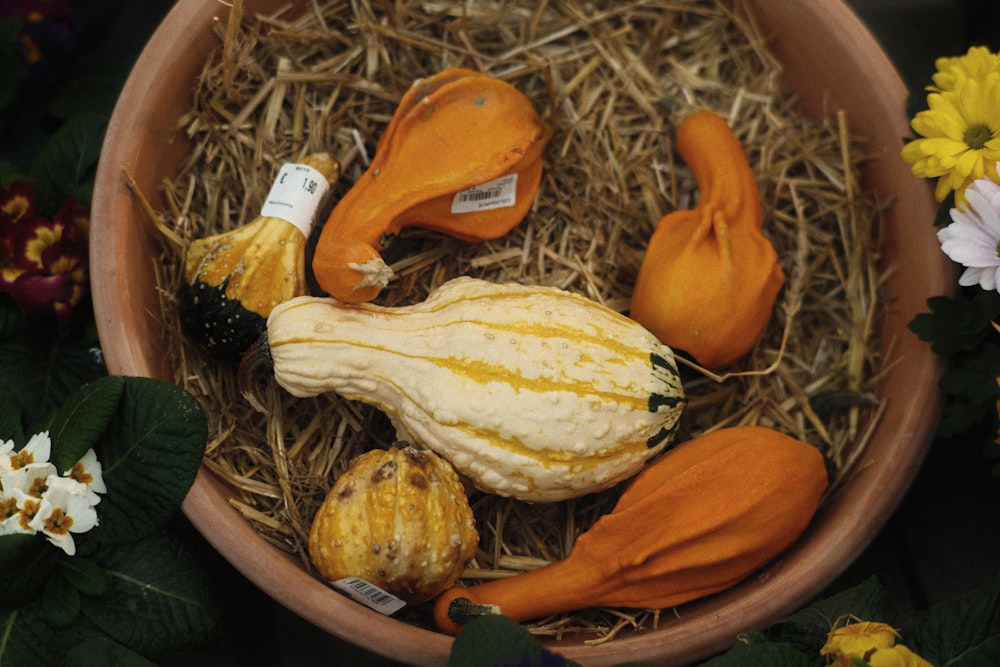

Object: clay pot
[90,1,948,664]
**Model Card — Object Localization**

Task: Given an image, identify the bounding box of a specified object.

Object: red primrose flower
[0,180,90,326]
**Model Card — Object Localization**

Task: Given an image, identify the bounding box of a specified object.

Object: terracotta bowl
[90,1,949,664]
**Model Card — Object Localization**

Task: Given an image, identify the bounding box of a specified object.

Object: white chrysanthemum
[937,177,1000,290]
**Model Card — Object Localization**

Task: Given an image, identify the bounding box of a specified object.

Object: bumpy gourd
[254,277,686,503]
[433,425,829,634]
[309,443,478,605]
[312,68,551,304]
[181,153,340,360]
[630,110,785,370]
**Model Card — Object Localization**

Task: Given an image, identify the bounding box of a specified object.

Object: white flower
[48,474,102,508]
[64,448,106,495]
[937,177,1000,290]
[0,438,13,464]
[0,431,52,474]
[28,483,99,556]
[0,436,106,551]
[3,488,42,536]
[0,486,31,536]
[0,462,58,498]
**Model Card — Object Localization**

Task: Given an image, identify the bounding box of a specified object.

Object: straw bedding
[144,0,888,640]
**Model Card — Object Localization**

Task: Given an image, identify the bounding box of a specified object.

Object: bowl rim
[90,0,949,664]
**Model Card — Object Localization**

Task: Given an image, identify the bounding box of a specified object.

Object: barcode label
[451,173,518,213]
[332,577,406,615]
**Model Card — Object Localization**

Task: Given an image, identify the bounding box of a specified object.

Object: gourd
[181,152,340,360]
[433,425,829,634]
[247,277,687,503]
[630,109,785,370]
[309,443,478,605]
[312,68,551,304]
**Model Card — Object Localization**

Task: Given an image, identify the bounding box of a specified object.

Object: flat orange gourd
[433,425,828,634]
[312,68,551,303]
[630,109,785,370]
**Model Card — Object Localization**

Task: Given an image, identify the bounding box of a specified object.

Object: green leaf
[64,638,158,667]
[0,604,80,667]
[58,556,109,597]
[764,577,891,653]
[81,531,221,655]
[938,400,995,439]
[697,640,812,666]
[446,614,583,667]
[0,386,25,445]
[93,377,206,544]
[902,572,1000,666]
[41,570,81,629]
[909,292,1000,357]
[0,328,106,427]
[45,48,137,121]
[47,376,125,474]
[0,534,58,613]
[29,113,107,210]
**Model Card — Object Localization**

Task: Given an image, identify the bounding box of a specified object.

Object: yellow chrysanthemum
[820,621,934,667]
[821,621,901,663]
[931,46,1000,92]
[901,51,1000,207]
[867,644,936,667]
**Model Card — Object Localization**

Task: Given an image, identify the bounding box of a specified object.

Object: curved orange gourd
[630,109,785,370]
[313,68,551,303]
[433,425,828,634]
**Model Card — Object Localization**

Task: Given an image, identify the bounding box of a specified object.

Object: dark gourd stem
[433,555,611,635]
[238,332,274,414]
[447,597,501,625]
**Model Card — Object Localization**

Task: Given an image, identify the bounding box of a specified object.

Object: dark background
[81,1,1000,665]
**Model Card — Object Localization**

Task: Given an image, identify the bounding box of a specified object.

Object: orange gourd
[433,425,828,634]
[630,109,785,370]
[312,68,551,303]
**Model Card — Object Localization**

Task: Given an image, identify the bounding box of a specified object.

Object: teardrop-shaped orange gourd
[312,68,551,303]
[630,110,785,371]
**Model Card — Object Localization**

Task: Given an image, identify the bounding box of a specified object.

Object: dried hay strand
[146,0,888,640]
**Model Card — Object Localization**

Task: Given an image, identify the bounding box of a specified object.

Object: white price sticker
[260,162,330,236]
[332,577,406,615]
[451,173,518,213]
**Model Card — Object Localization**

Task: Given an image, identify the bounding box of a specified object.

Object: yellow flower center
[67,462,93,485]
[9,450,33,470]
[1,497,18,519]
[28,475,48,498]
[18,498,40,530]
[964,123,994,150]
[44,508,74,536]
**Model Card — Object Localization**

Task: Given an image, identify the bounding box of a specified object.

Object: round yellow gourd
[308,444,478,605]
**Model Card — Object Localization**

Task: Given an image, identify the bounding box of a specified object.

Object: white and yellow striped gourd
[265,277,687,502]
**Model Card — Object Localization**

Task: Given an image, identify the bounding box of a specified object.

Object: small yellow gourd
[181,153,340,360]
[309,443,478,605]
[246,277,687,503]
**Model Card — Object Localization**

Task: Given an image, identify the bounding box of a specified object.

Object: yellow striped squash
[265,277,687,502]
